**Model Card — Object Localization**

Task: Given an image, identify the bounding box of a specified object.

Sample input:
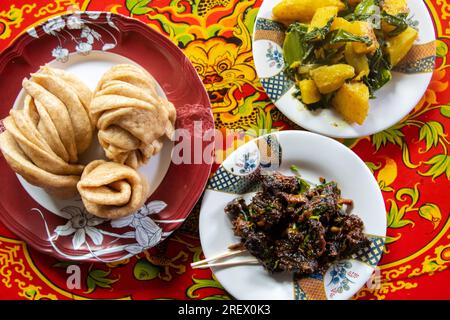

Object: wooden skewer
[191,231,385,269]
[191,258,259,269]
[228,242,245,250]
[190,248,247,267]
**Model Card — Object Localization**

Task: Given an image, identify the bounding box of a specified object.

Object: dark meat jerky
[225,172,370,276]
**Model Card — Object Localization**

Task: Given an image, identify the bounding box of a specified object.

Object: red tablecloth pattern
[0,0,449,300]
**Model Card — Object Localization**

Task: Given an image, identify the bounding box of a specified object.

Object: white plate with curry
[252,0,435,138]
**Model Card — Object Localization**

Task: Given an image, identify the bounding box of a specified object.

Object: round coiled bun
[77,160,150,219]
[0,67,93,198]
[90,64,176,169]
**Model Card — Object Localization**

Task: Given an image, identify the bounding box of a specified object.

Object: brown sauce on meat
[225,172,370,275]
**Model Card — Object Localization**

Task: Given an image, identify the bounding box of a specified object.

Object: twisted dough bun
[90,64,176,169]
[77,160,150,219]
[0,67,93,198]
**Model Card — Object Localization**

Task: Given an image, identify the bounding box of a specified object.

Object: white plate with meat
[199,130,386,300]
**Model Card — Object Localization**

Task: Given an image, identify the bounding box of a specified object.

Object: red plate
[0,12,214,262]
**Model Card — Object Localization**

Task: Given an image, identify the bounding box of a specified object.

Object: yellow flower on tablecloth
[377,158,398,192]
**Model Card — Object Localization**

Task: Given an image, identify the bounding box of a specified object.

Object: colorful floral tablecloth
[0,0,449,300]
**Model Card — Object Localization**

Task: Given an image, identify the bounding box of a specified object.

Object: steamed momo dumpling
[77,160,150,219]
[0,129,83,198]
[90,64,176,169]
[28,66,94,159]
[0,67,93,198]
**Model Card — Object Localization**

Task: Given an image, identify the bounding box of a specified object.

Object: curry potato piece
[344,43,369,80]
[330,17,354,33]
[299,79,321,104]
[329,17,354,50]
[272,0,345,24]
[381,0,410,32]
[308,6,339,31]
[332,82,369,125]
[331,19,378,54]
[351,21,379,54]
[382,22,396,34]
[382,0,409,15]
[310,64,355,94]
[385,26,418,66]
